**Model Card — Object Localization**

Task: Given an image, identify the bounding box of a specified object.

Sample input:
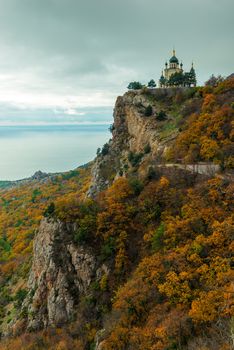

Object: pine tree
[189,66,197,86]
[148,79,156,88]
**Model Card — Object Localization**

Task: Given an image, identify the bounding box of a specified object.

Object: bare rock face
[24,218,96,331]
[88,90,174,197]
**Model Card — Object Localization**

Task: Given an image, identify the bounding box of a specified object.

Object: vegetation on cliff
[0,77,233,349]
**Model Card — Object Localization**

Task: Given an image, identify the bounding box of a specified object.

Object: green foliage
[1,198,10,209]
[144,144,151,154]
[14,289,28,309]
[100,237,116,260]
[128,151,143,167]
[0,238,11,253]
[101,143,110,156]
[168,71,185,86]
[205,74,224,87]
[127,81,144,90]
[165,70,196,87]
[109,124,115,133]
[148,79,156,88]
[74,202,97,244]
[61,170,79,180]
[147,166,157,180]
[156,110,167,121]
[144,105,153,117]
[151,222,165,251]
[43,202,55,217]
[128,178,143,195]
[31,188,42,203]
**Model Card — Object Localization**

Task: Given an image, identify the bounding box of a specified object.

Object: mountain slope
[0,77,233,350]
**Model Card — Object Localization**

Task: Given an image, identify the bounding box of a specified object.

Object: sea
[0,124,110,181]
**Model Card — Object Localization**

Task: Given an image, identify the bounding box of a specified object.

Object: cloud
[0,0,233,123]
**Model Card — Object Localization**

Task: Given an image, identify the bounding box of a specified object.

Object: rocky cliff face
[88,88,193,196]
[10,219,107,335]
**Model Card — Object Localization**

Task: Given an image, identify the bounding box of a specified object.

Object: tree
[148,79,156,88]
[159,75,167,87]
[189,66,197,86]
[184,72,191,87]
[205,74,224,87]
[101,143,110,156]
[43,202,55,217]
[156,110,167,121]
[144,105,153,117]
[168,72,185,87]
[109,124,115,133]
[127,81,144,90]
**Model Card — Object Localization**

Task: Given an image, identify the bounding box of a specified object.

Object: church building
[159,50,196,87]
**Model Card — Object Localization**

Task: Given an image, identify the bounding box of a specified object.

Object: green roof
[169,55,179,64]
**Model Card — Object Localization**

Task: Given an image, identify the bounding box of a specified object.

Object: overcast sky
[0,0,233,125]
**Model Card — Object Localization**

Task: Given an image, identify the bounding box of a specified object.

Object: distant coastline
[0,124,110,181]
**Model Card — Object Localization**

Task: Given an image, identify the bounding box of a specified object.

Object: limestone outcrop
[88,89,181,196]
[17,219,97,332]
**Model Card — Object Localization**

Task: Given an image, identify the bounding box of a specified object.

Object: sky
[0,0,233,125]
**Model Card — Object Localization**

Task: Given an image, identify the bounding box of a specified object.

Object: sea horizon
[0,123,110,181]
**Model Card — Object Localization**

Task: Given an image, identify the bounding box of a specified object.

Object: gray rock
[23,218,96,331]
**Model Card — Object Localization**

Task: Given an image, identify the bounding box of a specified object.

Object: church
[159,50,196,87]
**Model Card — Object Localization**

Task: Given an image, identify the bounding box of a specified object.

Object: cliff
[0,78,233,350]
[88,87,206,196]
[7,218,109,336]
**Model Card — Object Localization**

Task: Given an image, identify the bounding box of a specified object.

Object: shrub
[128,152,143,167]
[74,215,96,244]
[127,81,144,90]
[128,178,143,195]
[43,202,55,217]
[109,124,115,133]
[148,79,156,88]
[101,237,116,260]
[144,105,153,117]
[14,289,27,308]
[205,74,224,87]
[147,166,158,180]
[101,143,110,156]
[151,223,165,251]
[156,110,167,121]
[144,144,151,154]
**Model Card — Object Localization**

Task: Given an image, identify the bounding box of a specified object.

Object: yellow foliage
[189,291,224,322]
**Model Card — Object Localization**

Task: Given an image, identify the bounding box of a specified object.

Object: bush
[101,143,110,156]
[147,166,158,180]
[74,215,96,244]
[144,144,151,154]
[128,152,143,167]
[43,202,55,217]
[73,202,98,244]
[101,237,115,260]
[151,223,165,251]
[148,79,156,88]
[205,74,224,87]
[128,178,143,195]
[61,170,79,180]
[127,81,144,90]
[14,289,27,308]
[109,124,115,133]
[144,105,153,117]
[156,110,167,121]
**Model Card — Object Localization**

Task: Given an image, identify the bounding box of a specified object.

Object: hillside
[0,77,233,350]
